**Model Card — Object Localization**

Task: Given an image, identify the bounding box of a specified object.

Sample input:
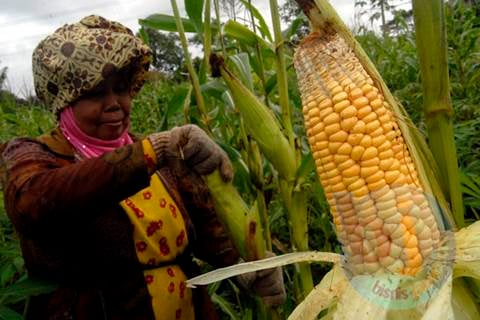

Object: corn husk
[453,219,480,280]
[204,171,266,261]
[211,55,297,181]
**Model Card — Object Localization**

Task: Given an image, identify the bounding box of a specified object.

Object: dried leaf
[187,251,341,287]
[288,264,347,320]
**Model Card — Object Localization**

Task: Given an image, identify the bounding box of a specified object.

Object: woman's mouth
[103,120,124,127]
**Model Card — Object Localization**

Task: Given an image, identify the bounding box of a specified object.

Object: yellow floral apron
[119,140,194,320]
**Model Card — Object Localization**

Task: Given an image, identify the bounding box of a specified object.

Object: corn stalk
[245,0,270,108]
[269,0,314,300]
[213,0,227,56]
[170,0,210,129]
[411,0,465,228]
[269,0,294,149]
[412,0,480,302]
[204,0,212,76]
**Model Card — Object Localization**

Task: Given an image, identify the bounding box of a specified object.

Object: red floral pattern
[136,241,147,252]
[143,191,152,200]
[168,282,175,293]
[159,198,166,208]
[144,154,156,169]
[169,204,177,218]
[179,281,186,299]
[146,220,163,237]
[176,230,185,247]
[159,237,170,256]
[119,173,193,318]
[125,198,144,218]
[145,274,154,284]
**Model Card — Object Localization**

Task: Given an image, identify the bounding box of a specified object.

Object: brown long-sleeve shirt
[0,128,239,319]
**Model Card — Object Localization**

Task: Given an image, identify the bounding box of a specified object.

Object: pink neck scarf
[59,106,133,159]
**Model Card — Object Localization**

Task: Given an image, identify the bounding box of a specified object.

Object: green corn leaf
[139,14,196,33]
[459,171,480,198]
[224,20,273,51]
[0,306,22,320]
[221,91,235,111]
[239,0,273,42]
[0,277,58,305]
[159,86,192,131]
[185,0,204,33]
[137,26,150,45]
[0,264,17,287]
[282,16,305,41]
[264,73,277,96]
[200,79,228,101]
[294,153,315,186]
[212,293,241,320]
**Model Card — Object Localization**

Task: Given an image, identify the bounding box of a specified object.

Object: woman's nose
[103,89,121,110]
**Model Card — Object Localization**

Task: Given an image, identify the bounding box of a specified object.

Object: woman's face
[72,71,132,140]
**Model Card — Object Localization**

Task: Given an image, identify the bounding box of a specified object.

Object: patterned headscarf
[32,15,152,113]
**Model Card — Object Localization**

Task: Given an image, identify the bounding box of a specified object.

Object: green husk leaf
[228,53,254,91]
[218,62,296,181]
[204,170,265,261]
[451,278,480,319]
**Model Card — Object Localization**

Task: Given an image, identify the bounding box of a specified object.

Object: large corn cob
[294,32,441,276]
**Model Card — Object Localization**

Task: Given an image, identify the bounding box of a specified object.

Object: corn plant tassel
[294,31,441,276]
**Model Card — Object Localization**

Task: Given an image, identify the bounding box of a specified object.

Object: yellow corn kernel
[334,100,351,113]
[340,105,358,118]
[332,92,348,103]
[341,117,358,131]
[351,145,365,161]
[353,96,369,109]
[349,87,363,100]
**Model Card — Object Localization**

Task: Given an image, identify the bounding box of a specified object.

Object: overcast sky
[0,0,359,97]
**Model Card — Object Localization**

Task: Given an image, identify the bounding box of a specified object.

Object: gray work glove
[236,251,287,308]
[148,124,233,182]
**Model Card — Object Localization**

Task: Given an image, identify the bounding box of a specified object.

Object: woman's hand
[235,251,287,308]
[148,124,233,182]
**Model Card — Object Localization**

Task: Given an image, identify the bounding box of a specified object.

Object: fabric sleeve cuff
[142,139,158,175]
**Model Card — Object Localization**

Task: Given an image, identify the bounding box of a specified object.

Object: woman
[0,15,285,319]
